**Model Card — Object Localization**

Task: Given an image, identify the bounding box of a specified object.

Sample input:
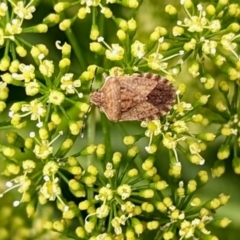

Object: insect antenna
[80,67,98,138]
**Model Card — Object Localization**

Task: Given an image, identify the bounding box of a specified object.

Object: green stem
[101,113,112,162]
[231,82,239,113]
[65,28,88,71]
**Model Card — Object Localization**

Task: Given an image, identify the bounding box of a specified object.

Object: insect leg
[80,104,92,138]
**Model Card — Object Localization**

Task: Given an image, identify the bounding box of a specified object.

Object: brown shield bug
[89,73,176,121]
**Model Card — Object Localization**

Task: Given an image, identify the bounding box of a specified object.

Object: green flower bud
[69,121,81,135]
[90,24,99,40]
[54,2,71,13]
[218,80,229,93]
[87,165,98,175]
[131,218,143,234]
[9,59,20,73]
[163,197,173,207]
[156,201,167,213]
[142,202,154,213]
[197,133,216,141]
[212,217,231,228]
[80,144,96,156]
[228,4,239,17]
[25,137,34,149]
[177,186,185,197]
[122,0,139,8]
[114,18,128,31]
[218,193,230,205]
[6,162,20,174]
[200,74,215,89]
[0,55,10,71]
[68,166,82,176]
[183,38,196,52]
[165,4,177,15]
[163,231,174,240]
[59,58,71,69]
[30,44,48,59]
[142,156,155,170]
[172,26,184,37]
[75,226,86,238]
[186,179,197,194]
[0,101,6,111]
[112,151,122,165]
[212,160,225,177]
[214,54,226,66]
[221,126,231,136]
[78,7,87,19]
[16,45,27,57]
[126,227,135,239]
[217,144,230,160]
[170,209,180,220]
[147,221,159,230]
[195,170,208,186]
[117,29,127,41]
[188,60,199,78]
[51,112,62,125]
[177,83,186,95]
[69,179,82,191]
[32,24,48,33]
[76,102,90,114]
[206,4,216,15]
[78,200,91,210]
[2,146,16,158]
[204,198,221,210]
[90,42,106,54]
[127,168,138,177]
[123,135,136,145]
[150,180,168,190]
[232,157,240,174]
[102,7,112,18]
[0,86,9,100]
[227,67,238,81]
[80,70,94,81]
[26,201,37,217]
[61,138,74,151]
[128,18,137,32]
[127,146,139,158]
[96,144,105,160]
[198,95,210,105]
[63,208,77,219]
[61,42,71,56]
[59,19,72,31]
[190,197,201,207]
[53,220,65,232]
[159,42,170,51]
[67,156,78,166]
[168,162,182,178]
[43,13,60,26]
[181,0,193,8]
[228,23,240,32]
[139,189,154,198]
[39,127,49,140]
[192,114,203,123]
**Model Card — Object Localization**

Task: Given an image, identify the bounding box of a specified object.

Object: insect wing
[101,77,122,121]
[118,73,159,98]
[120,101,160,121]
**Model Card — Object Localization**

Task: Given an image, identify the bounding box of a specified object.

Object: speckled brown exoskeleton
[89,73,176,121]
